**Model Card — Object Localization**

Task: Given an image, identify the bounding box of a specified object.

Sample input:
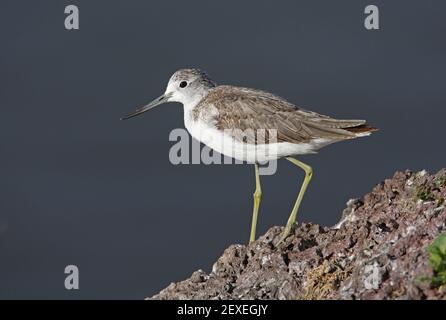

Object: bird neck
[182,89,211,112]
[183,97,202,119]
[182,90,211,127]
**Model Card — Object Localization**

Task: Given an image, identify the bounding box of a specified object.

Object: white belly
[184,115,328,164]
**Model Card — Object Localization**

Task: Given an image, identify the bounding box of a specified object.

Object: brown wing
[195,86,373,144]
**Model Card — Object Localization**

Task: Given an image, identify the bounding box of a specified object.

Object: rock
[150,169,446,300]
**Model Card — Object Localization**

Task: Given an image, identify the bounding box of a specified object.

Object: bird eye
[179,81,188,88]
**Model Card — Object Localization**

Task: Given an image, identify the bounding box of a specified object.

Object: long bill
[120,92,172,120]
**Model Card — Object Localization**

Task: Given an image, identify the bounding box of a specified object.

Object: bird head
[121,68,216,120]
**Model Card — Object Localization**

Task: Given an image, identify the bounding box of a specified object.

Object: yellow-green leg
[279,157,313,243]
[249,163,262,243]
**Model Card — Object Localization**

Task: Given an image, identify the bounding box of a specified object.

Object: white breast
[183,103,327,163]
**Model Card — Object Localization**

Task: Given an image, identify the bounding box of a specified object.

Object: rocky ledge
[151,170,446,300]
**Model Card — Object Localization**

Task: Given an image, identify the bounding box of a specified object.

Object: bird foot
[276,226,294,246]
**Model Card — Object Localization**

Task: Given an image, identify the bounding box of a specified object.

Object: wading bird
[122,69,376,243]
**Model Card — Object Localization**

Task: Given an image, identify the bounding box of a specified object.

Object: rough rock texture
[151,170,446,300]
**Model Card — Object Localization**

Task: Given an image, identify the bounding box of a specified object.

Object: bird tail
[344,124,379,137]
